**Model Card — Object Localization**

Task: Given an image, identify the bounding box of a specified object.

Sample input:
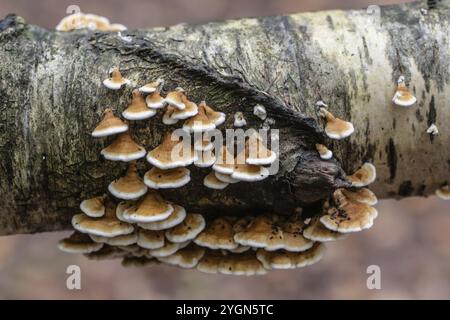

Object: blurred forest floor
[1,0,449,299]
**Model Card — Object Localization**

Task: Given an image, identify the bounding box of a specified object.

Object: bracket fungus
[346,162,377,187]
[121,191,174,223]
[212,146,235,175]
[392,76,417,107]
[319,107,354,140]
[320,190,378,233]
[194,217,238,250]
[162,106,180,125]
[56,13,126,32]
[203,172,229,190]
[256,243,326,270]
[139,78,164,94]
[90,232,138,247]
[315,144,333,160]
[103,68,130,90]
[108,162,148,200]
[146,91,167,110]
[59,70,382,275]
[171,99,199,120]
[143,167,191,189]
[157,244,206,269]
[138,204,187,231]
[146,132,197,169]
[165,87,187,110]
[136,229,165,249]
[245,132,277,166]
[197,250,267,276]
[303,218,347,242]
[194,150,216,168]
[234,112,247,127]
[231,147,270,182]
[182,104,217,133]
[436,185,450,200]
[122,89,156,120]
[165,213,206,243]
[80,195,106,218]
[214,172,239,184]
[149,240,190,258]
[92,108,128,137]
[427,124,439,135]
[201,101,226,127]
[253,104,267,120]
[101,132,146,162]
[57,231,104,254]
[72,201,135,238]
[341,188,378,206]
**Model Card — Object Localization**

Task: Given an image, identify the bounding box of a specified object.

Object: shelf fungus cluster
[56,12,127,32]
[58,67,380,276]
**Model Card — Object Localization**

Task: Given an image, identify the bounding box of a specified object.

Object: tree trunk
[1,1,449,235]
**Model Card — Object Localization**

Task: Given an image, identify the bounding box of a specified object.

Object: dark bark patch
[387,138,397,183]
[326,15,335,30]
[398,180,413,197]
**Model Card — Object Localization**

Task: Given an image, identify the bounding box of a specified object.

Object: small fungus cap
[139,78,164,93]
[436,185,450,200]
[108,162,148,200]
[245,133,276,165]
[101,132,146,162]
[103,68,130,90]
[162,105,180,125]
[302,218,347,242]
[392,76,417,107]
[341,188,378,206]
[200,101,226,126]
[165,89,186,110]
[157,244,206,268]
[320,190,378,233]
[72,201,134,237]
[194,150,216,168]
[122,190,174,223]
[138,204,187,231]
[256,243,326,270]
[80,195,106,218]
[58,231,104,254]
[319,107,354,140]
[146,132,197,169]
[165,213,206,243]
[182,104,216,133]
[90,232,138,246]
[146,91,166,110]
[172,99,199,120]
[203,172,229,190]
[347,162,377,187]
[197,250,266,276]
[92,108,128,137]
[136,229,165,249]
[194,217,238,250]
[149,240,190,257]
[122,90,156,120]
[144,167,191,189]
[212,146,235,175]
[315,144,333,160]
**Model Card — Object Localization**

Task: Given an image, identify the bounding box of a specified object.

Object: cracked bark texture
[1,0,449,235]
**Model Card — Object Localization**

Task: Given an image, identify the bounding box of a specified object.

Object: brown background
[1,0,449,300]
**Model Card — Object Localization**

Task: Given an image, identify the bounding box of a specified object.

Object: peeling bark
[0,1,449,235]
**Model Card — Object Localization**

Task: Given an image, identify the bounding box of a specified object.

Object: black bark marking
[387,138,397,183]
[398,181,414,197]
[326,15,335,30]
